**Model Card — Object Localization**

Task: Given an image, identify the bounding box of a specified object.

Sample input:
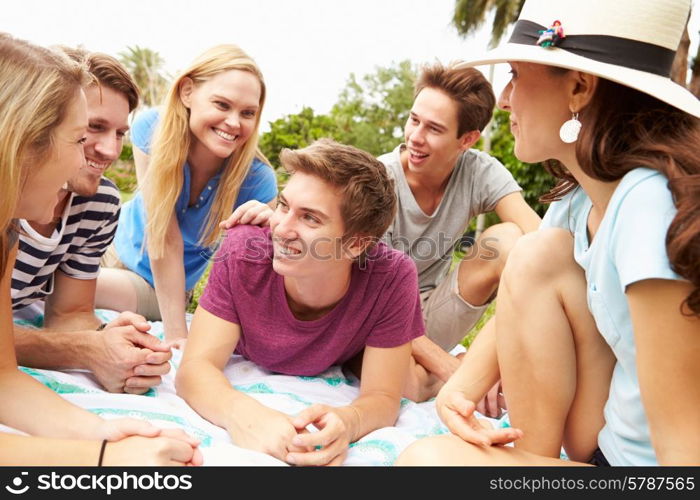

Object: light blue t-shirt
[114,108,278,291]
[542,168,682,466]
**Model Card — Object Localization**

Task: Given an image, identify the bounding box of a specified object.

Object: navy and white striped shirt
[11,177,121,311]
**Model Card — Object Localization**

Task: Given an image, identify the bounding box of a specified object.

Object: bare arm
[2,245,200,462]
[17,268,171,393]
[0,433,106,466]
[347,342,413,439]
[176,306,246,429]
[627,278,700,465]
[149,213,188,341]
[0,432,201,466]
[14,323,99,370]
[288,342,413,466]
[176,306,302,460]
[494,192,541,234]
[433,317,522,445]
[15,318,172,394]
[437,317,500,407]
[43,270,101,330]
[411,334,460,382]
[0,245,104,437]
[133,146,189,341]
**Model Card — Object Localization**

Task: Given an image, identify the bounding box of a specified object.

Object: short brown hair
[60,47,140,111]
[415,62,495,136]
[280,139,396,247]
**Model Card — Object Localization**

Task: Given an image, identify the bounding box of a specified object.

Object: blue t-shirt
[114,108,278,291]
[542,168,683,466]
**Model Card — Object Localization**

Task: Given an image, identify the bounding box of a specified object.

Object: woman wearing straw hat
[396,0,700,466]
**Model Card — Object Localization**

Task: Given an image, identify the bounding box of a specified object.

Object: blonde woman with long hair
[96,45,276,342]
[0,33,201,465]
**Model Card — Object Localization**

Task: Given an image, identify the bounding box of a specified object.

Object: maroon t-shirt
[199,225,424,376]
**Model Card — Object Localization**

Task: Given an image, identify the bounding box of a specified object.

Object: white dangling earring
[559,112,581,143]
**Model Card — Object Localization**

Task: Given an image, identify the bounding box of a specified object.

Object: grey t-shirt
[378,144,521,293]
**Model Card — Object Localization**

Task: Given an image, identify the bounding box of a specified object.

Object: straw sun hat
[459,0,700,118]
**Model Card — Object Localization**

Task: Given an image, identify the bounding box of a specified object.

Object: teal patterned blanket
[11,309,507,466]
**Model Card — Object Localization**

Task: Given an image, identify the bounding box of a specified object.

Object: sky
[2,0,699,130]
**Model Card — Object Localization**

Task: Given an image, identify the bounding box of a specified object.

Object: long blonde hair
[0,33,89,274]
[143,44,266,259]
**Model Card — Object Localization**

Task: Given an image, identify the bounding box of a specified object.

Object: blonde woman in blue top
[96,45,277,343]
[397,0,700,466]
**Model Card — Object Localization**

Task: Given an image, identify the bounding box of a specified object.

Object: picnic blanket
[11,309,509,466]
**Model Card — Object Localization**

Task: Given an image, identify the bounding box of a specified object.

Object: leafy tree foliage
[259,60,556,215]
[259,107,341,169]
[119,46,170,108]
[453,0,525,48]
[330,60,416,156]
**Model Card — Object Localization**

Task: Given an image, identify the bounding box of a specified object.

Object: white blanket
[11,309,508,466]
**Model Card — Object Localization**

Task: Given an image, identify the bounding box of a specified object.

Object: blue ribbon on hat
[509,19,676,77]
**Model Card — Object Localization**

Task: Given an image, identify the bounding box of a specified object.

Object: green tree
[119,46,170,107]
[453,0,525,47]
[259,106,341,171]
[330,60,416,156]
[259,61,416,180]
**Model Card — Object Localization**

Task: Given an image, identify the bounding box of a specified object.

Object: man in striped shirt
[11,48,172,394]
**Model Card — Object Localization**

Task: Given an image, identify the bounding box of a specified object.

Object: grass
[188,263,211,313]
[463,301,495,348]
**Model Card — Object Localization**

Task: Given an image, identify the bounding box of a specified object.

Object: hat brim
[458,43,700,118]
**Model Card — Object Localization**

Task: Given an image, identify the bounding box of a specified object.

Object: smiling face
[66,84,130,196]
[498,62,572,163]
[403,87,471,175]
[180,69,261,162]
[269,171,354,280]
[17,89,88,223]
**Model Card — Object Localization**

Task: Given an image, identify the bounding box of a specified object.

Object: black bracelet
[98,439,108,466]
[96,323,108,332]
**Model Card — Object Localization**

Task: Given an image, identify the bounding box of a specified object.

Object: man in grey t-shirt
[378,63,541,404]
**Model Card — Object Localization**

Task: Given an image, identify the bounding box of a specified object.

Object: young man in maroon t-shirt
[176,139,424,466]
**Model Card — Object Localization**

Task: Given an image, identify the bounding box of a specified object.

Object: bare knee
[502,228,576,287]
[466,222,522,268]
[395,437,445,466]
[95,268,138,311]
[480,222,524,267]
[459,223,524,291]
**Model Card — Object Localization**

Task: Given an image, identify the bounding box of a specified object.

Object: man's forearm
[43,310,102,331]
[14,324,98,370]
[176,360,259,433]
[411,335,460,382]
